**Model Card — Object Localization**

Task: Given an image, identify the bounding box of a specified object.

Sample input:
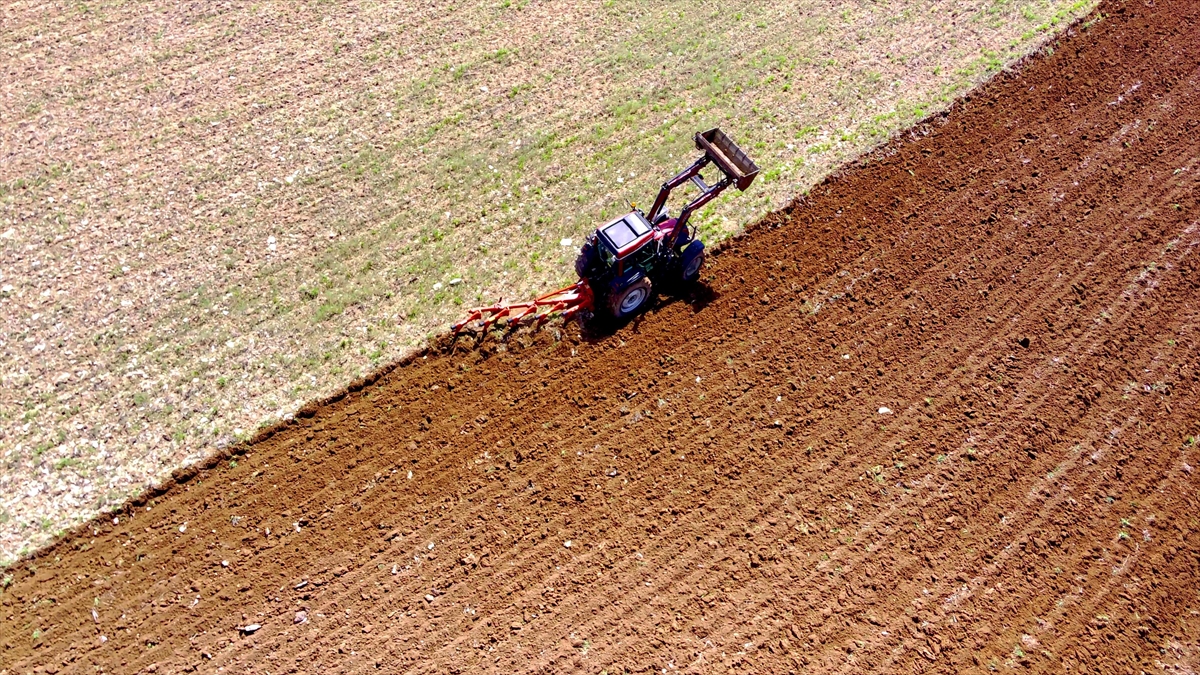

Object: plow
[453,128,759,334]
[451,280,594,333]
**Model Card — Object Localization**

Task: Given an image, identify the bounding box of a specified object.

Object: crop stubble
[3,0,1199,673]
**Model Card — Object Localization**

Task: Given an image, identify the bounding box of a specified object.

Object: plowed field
[4,0,1199,673]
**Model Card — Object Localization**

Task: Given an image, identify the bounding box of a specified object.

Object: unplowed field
[4,0,1199,672]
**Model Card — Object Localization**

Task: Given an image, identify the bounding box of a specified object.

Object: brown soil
[4,0,1199,673]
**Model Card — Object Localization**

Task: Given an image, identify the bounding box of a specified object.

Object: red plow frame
[451,280,595,334]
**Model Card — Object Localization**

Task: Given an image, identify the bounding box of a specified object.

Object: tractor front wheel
[608,277,652,319]
[680,239,706,283]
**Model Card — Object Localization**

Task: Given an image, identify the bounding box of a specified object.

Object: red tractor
[454,128,758,333]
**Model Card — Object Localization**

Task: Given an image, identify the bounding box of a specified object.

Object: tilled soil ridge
[3,0,1199,673]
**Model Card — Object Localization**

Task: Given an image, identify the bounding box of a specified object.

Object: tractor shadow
[579,282,721,343]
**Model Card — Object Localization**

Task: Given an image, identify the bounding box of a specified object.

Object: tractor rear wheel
[608,277,652,319]
[680,239,706,283]
[574,238,598,278]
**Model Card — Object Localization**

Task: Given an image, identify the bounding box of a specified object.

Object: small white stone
[842,354,850,360]
[427,542,435,550]
[560,238,573,247]
[563,540,572,548]
[433,282,443,291]
[179,523,187,533]
[449,278,462,286]
[878,407,893,415]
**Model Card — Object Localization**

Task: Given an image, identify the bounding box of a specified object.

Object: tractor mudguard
[679,239,705,282]
[608,269,646,296]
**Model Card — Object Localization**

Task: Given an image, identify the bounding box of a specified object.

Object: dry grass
[0,0,1095,562]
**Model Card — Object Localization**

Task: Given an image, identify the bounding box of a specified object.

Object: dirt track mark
[3,1,1199,673]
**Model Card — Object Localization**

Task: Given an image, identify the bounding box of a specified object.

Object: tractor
[573,128,759,319]
[453,128,758,333]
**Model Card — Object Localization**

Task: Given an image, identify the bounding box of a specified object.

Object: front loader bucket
[695,128,760,191]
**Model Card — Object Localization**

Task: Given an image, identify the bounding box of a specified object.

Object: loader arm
[646,128,760,247]
[646,155,711,226]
